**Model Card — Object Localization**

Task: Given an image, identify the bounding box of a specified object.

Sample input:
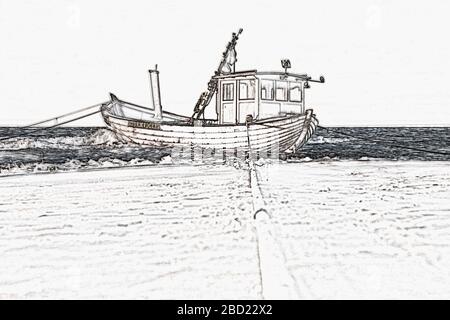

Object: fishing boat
[101,29,324,154]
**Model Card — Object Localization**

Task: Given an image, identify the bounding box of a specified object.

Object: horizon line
[0,123,450,128]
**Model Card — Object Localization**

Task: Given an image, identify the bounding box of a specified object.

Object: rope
[19,102,107,128]
[245,123,303,299]
[318,125,450,156]
[252,122,289,130]
[0,108,104,142]
[0,102,107,142]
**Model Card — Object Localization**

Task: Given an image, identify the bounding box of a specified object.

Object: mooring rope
[245,122,305,299]
[318,125,450,156]
[0,102,107,142]
[19,102,107,128]
[252,122,290,131]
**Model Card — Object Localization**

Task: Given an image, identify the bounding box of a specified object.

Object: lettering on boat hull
[128,120,161,130]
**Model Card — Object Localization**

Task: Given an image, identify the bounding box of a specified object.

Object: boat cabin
[214,70,308,124]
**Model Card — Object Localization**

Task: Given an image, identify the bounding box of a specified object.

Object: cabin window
[275,81,288,101]
[261,80,274,100]
[222,83,234,101]
[239,80,256,100]
[289,82,302,102]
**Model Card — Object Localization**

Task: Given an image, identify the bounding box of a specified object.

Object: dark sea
[0,127,449,175]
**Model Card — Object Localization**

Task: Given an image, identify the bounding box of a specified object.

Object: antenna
[281,59,291,73]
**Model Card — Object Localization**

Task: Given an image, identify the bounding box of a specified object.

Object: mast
[191,28,243,121]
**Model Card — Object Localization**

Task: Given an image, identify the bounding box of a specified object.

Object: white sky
[1,0,449,126]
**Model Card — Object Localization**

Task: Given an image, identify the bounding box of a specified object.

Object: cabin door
[220,80,237,124]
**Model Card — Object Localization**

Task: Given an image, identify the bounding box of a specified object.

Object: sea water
[0,127,449,176]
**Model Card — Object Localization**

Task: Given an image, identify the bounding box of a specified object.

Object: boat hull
[101,102,318,154]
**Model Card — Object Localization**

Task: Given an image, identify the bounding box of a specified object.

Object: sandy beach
[259,161,450,299]
[0,161,449,299]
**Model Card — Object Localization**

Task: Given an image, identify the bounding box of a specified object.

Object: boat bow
[293,109,318,150]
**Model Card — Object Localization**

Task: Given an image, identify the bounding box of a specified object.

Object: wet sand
[0,161,449,299]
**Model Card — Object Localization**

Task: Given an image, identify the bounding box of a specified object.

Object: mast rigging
[191,28,243,121]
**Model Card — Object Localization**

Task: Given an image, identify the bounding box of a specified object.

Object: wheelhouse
[215,70,309,124]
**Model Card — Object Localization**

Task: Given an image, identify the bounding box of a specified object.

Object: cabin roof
[257,71,309,80]
[213,70,309,80]
[213,70,257,79]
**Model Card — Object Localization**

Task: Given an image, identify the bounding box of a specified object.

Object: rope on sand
[245,122,306,299]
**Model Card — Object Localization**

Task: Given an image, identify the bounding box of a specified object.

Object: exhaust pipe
[149,65,163,120]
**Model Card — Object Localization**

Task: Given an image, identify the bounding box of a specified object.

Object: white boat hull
[101,101,318,154]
